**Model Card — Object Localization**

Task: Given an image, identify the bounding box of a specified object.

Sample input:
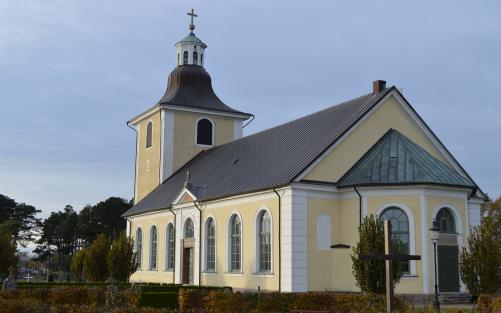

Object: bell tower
[129,9,252,204]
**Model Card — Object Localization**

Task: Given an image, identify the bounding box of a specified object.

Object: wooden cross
[359,220,421,313]
[187,9,197,32]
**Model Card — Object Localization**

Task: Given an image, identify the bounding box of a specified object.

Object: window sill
[163,269,174,272]
[202,271,218,275]
[401,274,418,280]
[225,272,244,276]
[196,144,214,149]
[252,272,274,277]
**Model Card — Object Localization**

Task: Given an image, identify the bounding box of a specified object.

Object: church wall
[129,211,175,284]
[172,110,238,172]
[199,192,280,291]
[303,95,450,183]
[135,111,162,203]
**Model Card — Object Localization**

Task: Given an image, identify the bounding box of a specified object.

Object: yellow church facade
[123,15,483,295]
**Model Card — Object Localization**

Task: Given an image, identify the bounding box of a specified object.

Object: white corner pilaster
[234,120,243,140]
[420,194,430,294]
[281,187,308,292]
[174,211,182,283]
[161,109,175,182]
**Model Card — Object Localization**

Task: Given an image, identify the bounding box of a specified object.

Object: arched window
[200,54,203,65]
[380,207,410,273]
[166,223,175,271]
[145,121,153,148]
[196,118,213,146]
[177,53,180,66]
[258,211,272,272]
[206,218,216,272]
[135,228,142,270]
[193,51,198,65]
[184,218,194,238]
[230,214,242,272]
[437,208,456,234]
[183,51,188,65]
[150,226,157,270]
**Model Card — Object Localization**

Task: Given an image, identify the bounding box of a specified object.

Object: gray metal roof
[337,129,475,188]
[123,88,393,216]
[158,65,252,117]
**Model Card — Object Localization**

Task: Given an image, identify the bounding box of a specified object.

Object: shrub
[460,222,501,296]
[351,214,402,294]
[71,248,87,281]
[203,290,247,313]
[477,294,493,313]
[108,232,136,282]
[139,291,179,309]
[257,292,294,312]
[179,288,202,313]
[84,234,111,282]
[492,296,501,313]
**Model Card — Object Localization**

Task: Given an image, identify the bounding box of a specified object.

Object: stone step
[439,293,472,304]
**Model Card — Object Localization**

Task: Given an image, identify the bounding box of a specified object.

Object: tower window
[183,51,188,65]
[177,53,180,66]
[200,54,203,65]
[193,51,198,65]
[196,118,213,146]
[146,121,153,148]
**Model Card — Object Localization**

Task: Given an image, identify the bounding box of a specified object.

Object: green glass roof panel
[337,129,475,188]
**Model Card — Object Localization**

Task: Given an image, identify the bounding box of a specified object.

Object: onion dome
[158,9,251,117]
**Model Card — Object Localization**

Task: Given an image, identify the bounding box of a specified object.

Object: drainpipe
[168,207,177,284]
[243,115,255,128]
[353,186,362,227]
[272,188,281,292]
[126,121,138,204]
[193,201,202,286]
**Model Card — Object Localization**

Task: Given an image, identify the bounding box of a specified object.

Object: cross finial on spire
[187,9,197,33]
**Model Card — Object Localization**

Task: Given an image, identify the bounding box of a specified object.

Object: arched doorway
[436,207,460,292]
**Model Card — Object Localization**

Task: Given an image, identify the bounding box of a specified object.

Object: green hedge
[140,285,230,293]
[139,292,178,309]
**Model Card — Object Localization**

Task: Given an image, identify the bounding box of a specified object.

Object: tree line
[0,193,132,279]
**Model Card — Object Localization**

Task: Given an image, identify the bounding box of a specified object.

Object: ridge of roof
[123,88,393,217]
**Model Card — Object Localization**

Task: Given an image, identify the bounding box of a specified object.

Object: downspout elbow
[193,201,202,286]
[353,186,362,226]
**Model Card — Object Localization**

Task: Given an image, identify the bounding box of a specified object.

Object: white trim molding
[281,187,308,292]
[161,109,175,182]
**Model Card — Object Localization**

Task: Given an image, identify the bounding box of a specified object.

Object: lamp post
[429,219,440,312]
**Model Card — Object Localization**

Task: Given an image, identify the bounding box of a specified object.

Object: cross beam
[359,254,421,261]
[358,220,421,313]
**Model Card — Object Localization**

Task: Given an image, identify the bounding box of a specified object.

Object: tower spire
[187,9,197,33]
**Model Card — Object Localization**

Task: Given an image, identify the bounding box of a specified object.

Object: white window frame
[149,224,158,271]
[135,226,143,271]
[165,223,175,271]
[195,117,215,148]
[204,216,217,272]
[226,212,243,274]
[376,203,416,276]
[145,120,153,149]
[253,207,273,274]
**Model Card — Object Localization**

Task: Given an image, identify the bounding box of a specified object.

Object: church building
[123,11,484,295]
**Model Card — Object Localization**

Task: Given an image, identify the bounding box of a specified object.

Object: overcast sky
[1,0,500,218]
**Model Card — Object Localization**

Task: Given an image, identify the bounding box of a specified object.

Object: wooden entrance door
[182,248,193,285]
[438,245,460,292]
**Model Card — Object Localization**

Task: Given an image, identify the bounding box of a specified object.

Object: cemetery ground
[1,281,499,313]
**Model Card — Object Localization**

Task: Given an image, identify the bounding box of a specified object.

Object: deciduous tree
[84,234,110,282]
[108,232,136,282]
[351,214,402,294]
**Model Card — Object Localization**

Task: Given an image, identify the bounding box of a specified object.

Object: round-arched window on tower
[196,118,213,146]
[193,51,198,65]
[183,51,188,65]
